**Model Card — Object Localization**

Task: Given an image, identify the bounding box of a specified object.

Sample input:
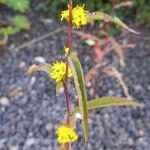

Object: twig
[15,26,66,51]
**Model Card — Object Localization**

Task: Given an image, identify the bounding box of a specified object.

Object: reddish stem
[63,80,70,124]
[63,1,73,150]
[64,0,73,126]
[67,0,72,49]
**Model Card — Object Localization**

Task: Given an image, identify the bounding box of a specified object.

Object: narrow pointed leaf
[68,52,88,143]
[87,12,139,34]
[72,96,144,114]
[112,16,139,34]
[27,63,52,75]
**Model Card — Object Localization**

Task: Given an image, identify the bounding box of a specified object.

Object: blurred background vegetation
[37,0,150,27]
[0,0,149,41]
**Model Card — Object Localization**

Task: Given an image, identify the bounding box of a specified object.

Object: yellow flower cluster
[61,5,88,28]
[56,125,78,144]
[64,47,69,56]
[50,61,72,83]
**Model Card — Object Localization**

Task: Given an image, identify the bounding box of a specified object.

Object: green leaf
[72,96,144,114]
[27,63,52,75]
[112,16,139,34]
[12,15,30,30]
[0,26,19,36]
[0,16,29,36]
[7,0,29,12]
[0,0,7,4]
[87,12,139,34]
[68,52,88,143]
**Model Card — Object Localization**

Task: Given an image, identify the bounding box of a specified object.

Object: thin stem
[63,81,70,124]
[64,0,73,126]
[67,0,72,49]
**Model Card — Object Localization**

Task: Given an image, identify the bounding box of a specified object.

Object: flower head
[64,47,69,56]
[61,5,88,28]
[56,125,78,144]
[50,61,72,83]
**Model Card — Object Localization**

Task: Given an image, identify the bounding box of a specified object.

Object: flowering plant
[27,1,143,149]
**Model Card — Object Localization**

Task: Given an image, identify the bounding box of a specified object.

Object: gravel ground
[0,7,150,150]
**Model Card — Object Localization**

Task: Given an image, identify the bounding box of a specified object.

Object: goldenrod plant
[28,1,144,149]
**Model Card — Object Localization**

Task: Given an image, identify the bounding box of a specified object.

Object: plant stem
[63,1,73,149]
[63,81,71,124]
[64,0,73,125]
[67,0,72,49]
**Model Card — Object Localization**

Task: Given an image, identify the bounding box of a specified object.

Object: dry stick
[14,26,66,51]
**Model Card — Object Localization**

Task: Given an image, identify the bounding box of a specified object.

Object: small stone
[30,76,36,86]
[10,145,19,150]
[45,122,53,132]
[135,84,142,91]
[19,61,26,68]
[138,129,144,137]
[28,132,33,137]
[108,90,114,96]
[147,85,150,91]
[89,88,95,96]
[0,97,10,106]
[86,81,92,87]
[25,138,36,146]
[34,56,46,63]
[85,39,96,46]
[127,138,134,146]
[0,139,5,149]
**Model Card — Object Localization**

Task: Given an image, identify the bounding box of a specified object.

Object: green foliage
[87,12,139,34]
[0,0,30,44]
[12,15,30,30]
[136,11,150,27]
[68,52,88,143]
[0,0,7,4]
[0,15,29,37]
[7,0,29,12]
[134,0,150,26]
[39,0,149,26]
[0,26,19,36]
[0,0,29,12]
[37,0,87,17]
[72,97,144,114]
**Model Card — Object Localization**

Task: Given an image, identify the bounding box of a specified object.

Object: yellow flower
[50,61,72,83]
[64,47,69,56]
[56,125,78,144]
[61,5,88,28]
